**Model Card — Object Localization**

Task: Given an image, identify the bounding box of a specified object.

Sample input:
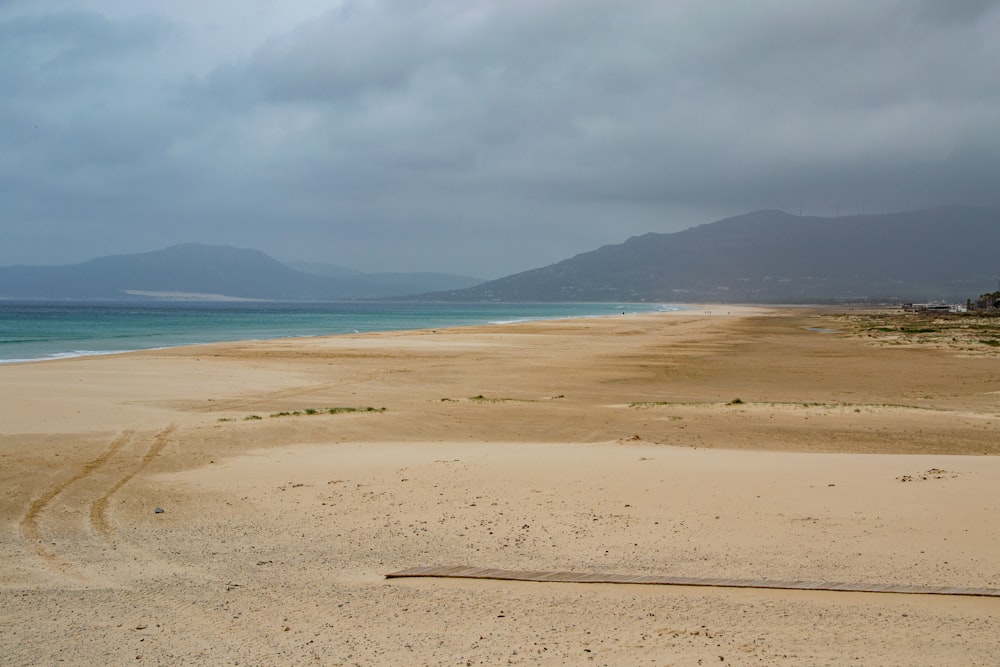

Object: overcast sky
[2,1,999,278]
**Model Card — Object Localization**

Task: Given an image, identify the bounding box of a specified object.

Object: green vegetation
[212,407,387,423]
[839,311,1000,355]
[630,401,699,409]
[269,406,386,417]
[974,290,1000,310]
[468,395,534,403]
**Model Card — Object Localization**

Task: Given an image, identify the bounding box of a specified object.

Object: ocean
[0,300,679,364]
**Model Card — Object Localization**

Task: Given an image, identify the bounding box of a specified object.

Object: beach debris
[897,468,958,482]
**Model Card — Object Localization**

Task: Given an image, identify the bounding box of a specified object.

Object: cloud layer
[3,0,999,277]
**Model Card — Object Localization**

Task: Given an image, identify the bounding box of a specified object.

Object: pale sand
[1,308,998,665]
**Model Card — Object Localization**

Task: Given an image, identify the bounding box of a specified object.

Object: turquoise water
[0,300,679,364]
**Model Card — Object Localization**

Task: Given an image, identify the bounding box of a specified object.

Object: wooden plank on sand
[384,566,1000,598]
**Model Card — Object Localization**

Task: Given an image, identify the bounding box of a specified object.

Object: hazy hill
[0,244,482,300]
[5,207,997,303]
[427,206,1000,303]
[288,261,482,294]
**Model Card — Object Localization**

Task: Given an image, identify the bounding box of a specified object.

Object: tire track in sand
[19,430,135,578]
[89,424,175,539]
[20,424,175,580]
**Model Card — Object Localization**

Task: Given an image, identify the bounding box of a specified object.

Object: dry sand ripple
[2,307,998,665]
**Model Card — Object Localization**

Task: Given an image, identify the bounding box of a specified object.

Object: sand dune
[2,307,998,665]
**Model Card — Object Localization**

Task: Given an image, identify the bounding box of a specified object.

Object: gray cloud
[2,0,998,277]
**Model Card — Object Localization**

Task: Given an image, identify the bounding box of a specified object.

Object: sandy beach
[2,306,998,665]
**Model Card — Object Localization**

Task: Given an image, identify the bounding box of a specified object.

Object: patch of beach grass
[468,395,535,403]
[833,311,1000,355]
[269,406,386,417]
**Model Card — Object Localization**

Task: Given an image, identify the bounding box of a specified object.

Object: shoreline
[2,305,997,664]
[0,300,684,365]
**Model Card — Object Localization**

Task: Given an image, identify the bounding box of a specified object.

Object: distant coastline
[121,290,268,302]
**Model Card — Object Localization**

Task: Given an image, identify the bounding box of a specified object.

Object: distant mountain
[288,261,482,293]
[0,244,483,300]
[425,206,1000,303]
[285,260,367,278]
[5,207,997,303]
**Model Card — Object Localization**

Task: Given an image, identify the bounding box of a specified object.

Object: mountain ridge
[0,243,482,300]
[422,206,1000,303]
[4,206,997,302]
